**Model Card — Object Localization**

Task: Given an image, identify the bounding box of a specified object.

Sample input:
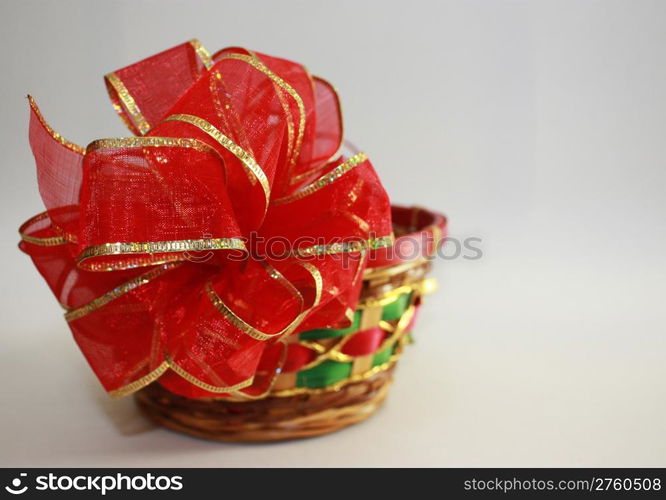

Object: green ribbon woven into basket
[290,289,415,389]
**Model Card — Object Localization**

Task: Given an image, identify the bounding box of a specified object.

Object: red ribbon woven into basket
[19,40,397,399]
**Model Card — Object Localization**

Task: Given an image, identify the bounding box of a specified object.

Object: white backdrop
[1,0,664,467]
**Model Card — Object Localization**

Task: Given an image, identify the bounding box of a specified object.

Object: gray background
[1,0,664,466]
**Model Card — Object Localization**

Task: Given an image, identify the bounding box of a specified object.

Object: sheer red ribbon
[19,40,393,399]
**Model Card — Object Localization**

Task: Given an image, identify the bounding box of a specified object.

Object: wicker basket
[136,205,445,441]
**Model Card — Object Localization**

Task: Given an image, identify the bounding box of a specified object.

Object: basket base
[135,367,394,442]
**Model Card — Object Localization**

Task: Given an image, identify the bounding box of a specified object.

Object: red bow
[19,40,393,398]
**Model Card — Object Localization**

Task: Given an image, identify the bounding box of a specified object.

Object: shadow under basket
[135,205,446,442]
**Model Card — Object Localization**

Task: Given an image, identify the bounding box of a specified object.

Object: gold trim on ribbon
[111,347,401,399]
[65,263,181,322]
[189,38,213,69]
[206,282,309,342]
[274,79,296,172]
[165,353,254,393]
[272,152,368,205]
[296,261,323,307]
[317,75,344,165]
[86,136,219,156]
[217,52,306,176]
[83,255,185,273]
[261,261,304,310]
[205,258,324,344]
[162,113,270,208]
[290,75,345,183]
[77,238,246,271]
[226,341,289,400]
[294,234,394,257]
[108,354,254,398]
[19,212,69,247]
[351,249,368,288]
[20,232,68,247]
[105,72,151,135]
[246,49,300,183]
[27,96,85,155]
[109,362,169,398]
